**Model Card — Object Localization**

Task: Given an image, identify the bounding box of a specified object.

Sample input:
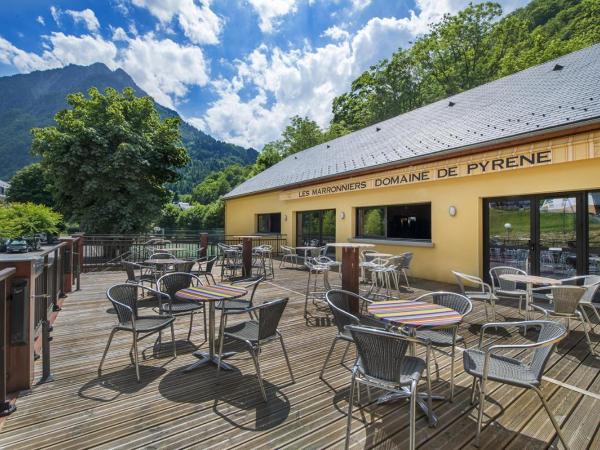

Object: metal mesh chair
[304,258,330,318]
[156,272,207,345]
[344,325,432,450]
[463,320,568,447]
[197,255,217,284]
[252,245,275,279]
[218,243,242,280]
[99,284,176,382]
[532,285,596,355]
[489,266,527,315]
[320,290,387,379]
[407,292,472,401]
[216,276,263,323]
[174,260,195,273]
[397,252,413,288]
[280,245,299,268]
[216,298,294,402]
[123,261,155,286]
[453,271,498,321]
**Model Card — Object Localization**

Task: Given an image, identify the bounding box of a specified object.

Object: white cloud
[65,9,101,33]
[351,0,371,11]
[111,26,129,41]
[131,0,222,44]
[36,16,45,26]
[0,31,209,110]
[199,0,529,148]
[50,6,61,25]
[322,25,349,41]
[248,0,298,33]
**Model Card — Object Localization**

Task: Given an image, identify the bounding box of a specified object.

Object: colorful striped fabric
[368,301,463,327]
[175,284,247,302]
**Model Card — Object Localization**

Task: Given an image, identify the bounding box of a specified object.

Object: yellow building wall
[225,131,600,284]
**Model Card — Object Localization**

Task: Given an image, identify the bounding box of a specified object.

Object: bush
[0,202,62,238]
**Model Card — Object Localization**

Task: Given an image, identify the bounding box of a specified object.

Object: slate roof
[224,44,600,199]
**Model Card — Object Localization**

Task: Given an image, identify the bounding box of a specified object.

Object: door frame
[483,190,588,279]
[295,209,336,247]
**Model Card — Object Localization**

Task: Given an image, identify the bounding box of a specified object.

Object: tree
[157,203,181,231]
[31,87,189,233]
[0,202,62,238]
[6,163,54,206]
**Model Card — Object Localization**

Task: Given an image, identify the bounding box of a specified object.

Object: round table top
[500,274,561,285]
[296,246,318,250]
[368,252,392,258]
[175,284,247,303]
[327,242,375,248]
[144,258,186,265]
[368,300,463,328]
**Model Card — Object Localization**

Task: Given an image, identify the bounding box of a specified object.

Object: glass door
[538,196,578,278]
[296,209,336,247]
[587,191,600,275]
[486,198,532,273]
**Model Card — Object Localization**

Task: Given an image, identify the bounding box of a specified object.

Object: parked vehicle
[24,236,41,251]
[6,238,28,253]
[0,238,8,252]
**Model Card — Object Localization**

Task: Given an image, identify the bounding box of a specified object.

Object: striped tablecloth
[175,284,247,303]
[368,300,463,327]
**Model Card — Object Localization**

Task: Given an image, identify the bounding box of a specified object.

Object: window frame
[256,212,281,234]
[355,202,432,242]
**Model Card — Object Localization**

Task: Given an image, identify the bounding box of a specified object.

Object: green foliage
[191,164,251,204]
[0,202,62,238]
[7,163,54,206]
[32,87,189,234]
[176,200,225,230]
[330,0,600,131]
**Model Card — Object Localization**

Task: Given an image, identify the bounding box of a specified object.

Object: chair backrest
[281,245,294,255]
[346,325,411,384]
[257,298,288,340]
[550,285,586,314]
[489,266,526,291]
[384,255,404,269]
[452,271,485,295]
[397,252,413,269]
[123,261,138,282]
[203,255,218,273]
[150,252,176,260]
[529,321,568,381]
[361,250,377,262]
[157,272,201,302]
[175,260,195,273]
[107,284,139,323]
[417,291,473,316]
[325,290,361,333]
[236,276,263,306]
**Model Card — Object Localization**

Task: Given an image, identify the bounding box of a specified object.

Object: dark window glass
[257,213,281,233]
[356,203,431,241]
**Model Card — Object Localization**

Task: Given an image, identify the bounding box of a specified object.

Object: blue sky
[0,0,528,149]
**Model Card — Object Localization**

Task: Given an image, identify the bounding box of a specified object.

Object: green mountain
[0,63,257,192]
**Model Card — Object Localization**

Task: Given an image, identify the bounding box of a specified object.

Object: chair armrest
[478,321,541,348]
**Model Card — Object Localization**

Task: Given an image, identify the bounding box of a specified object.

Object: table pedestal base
[376,389,445,427]
[183,350,236,372]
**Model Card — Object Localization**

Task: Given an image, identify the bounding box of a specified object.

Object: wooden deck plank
[0,266,598,449]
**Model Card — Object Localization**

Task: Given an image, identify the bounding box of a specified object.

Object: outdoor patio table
[327,243,374,313]
[176,284,248,372]
[500,274,560,320]
[144,257,187,276]
[368,299,464,426]
[234,236,262,277]
[368,252,392,258]
[295,246,318,267]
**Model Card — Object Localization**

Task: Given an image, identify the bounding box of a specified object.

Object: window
[356,203,431,241]
[257,213,281,234]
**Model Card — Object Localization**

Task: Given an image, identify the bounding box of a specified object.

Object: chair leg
[250,348,267,402]
[425,360,434,426]
[470,377,477,405]
[403,269,410,288]
[98,328,117,377]
[475,379,486,447]
[170,322,177,357]
[203,307,208,341]
[187,312,194,342]
[341,341,352,364]
[533,386,569,449]
[216,315,227,381]
[320,337,338,379]
[449,344,456,402]
[578,309,596,356]
[345,373,356,450]
[409,380,417,450]
[279,334,295,383]
[132,334,141,383]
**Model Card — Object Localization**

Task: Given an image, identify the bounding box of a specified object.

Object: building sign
[280,145,570,201]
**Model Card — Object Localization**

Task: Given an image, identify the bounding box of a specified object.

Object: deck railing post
[200,233,208,259]
[0,268,17,416]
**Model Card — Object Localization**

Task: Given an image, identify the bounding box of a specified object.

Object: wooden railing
[81,232,287,272]
[0,267,16,416]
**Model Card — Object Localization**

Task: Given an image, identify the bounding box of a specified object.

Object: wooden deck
[1,265,600,449]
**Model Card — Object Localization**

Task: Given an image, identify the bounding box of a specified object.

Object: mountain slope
[0,63,257,190]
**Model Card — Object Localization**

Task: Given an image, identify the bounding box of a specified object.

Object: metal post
[0,269,17,416]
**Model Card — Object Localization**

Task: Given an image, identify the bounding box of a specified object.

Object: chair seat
[160,300,204,314]
[224,320,261,342]
[466,292,497,301]
[412,328,463,346]
[463,348,539,387]
[216,298,252,311]
[358,315,389,330]
[531,302,579,317]
[119,315,175,332]
[357,355,425,386]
